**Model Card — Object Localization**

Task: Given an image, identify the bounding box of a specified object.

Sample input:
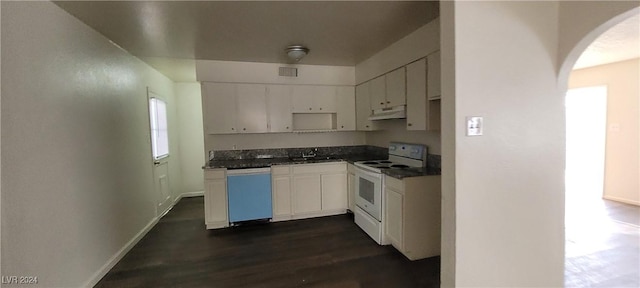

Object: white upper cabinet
[314,86,337,112]
[385,67,407,107]
[236,84,268,133]
[406,58,427,131]
[292,85,337,113]
[369,76,386,110]
[202,82,237,134]
[266,85,292,132]
[336,86,356,131]
[292,85,315,113]
[355,82,378,131]
[427,51,441,100]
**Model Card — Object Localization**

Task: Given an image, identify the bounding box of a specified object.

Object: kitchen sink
[289,156,340,161]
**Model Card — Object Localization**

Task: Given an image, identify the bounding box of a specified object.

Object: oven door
[355,167,382,221]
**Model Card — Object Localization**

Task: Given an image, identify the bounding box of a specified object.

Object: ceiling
[54,1,439,82]
[574,12,640,70]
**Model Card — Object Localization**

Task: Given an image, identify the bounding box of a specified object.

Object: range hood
[368,105,406,121]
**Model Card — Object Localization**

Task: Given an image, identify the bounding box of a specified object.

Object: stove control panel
[389,142,427,161]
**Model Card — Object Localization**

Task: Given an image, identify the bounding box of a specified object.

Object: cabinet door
[386,67,406,107]
[321,173,347,211]
[369,76,386,110]
[385,187,403,250]
[347,171,355,211]
[427,51,441,100]
[293,174,322,214]
[205,180,228,228]
[355,83,377,131]
[202,82,237,134]
[406,59,427,131]
[273,175,292,217]
[236,84,268,133]
[336,86,356,131]
[291,85,315,113]
[267,85,292,132]
[313,86,337,112]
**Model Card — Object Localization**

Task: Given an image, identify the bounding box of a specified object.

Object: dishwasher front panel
[227,173,273,223]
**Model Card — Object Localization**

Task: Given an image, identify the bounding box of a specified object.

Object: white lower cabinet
[321,173,347,211]
[290,162,348,219]
[293,174,322,214]
[271,165,292,221]
[384,175,441,260]
[204,169,229,229]
[347,163,356,212]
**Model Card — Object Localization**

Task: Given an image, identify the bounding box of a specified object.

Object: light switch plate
[466,116,483,136]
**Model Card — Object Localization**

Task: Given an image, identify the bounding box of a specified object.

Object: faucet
[302,148,318,158]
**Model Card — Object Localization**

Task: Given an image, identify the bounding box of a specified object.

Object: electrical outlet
[466,116,483,136]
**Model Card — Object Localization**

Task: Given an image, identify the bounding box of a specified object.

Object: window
[149,97,169,160]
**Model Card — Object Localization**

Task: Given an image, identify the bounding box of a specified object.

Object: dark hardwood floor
[565,199,640,287]
[96,197,440,288]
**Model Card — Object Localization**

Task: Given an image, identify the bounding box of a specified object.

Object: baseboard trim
[603,195,640,206]
[83,215,160,287]
[181,191,204,198]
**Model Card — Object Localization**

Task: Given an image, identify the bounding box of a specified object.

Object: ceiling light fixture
[285,45,309,62]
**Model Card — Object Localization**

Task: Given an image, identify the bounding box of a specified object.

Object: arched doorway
[559,6,639,287]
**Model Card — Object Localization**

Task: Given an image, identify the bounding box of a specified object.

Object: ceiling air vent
[279,67,298,77]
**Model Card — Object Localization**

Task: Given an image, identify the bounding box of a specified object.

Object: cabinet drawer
[385,175,404,193]
[271,165,290,175]
[292,162,346,174]
[204,169,226,180]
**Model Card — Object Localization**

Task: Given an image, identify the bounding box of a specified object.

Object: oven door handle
[355,166,383,180]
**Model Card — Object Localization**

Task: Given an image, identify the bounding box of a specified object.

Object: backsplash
[210,145,388,161]
[427,154,441,174]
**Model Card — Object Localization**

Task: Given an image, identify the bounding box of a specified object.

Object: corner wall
[569,58,640,205]
[1,2,180,286]
[451,1,564,286]
[175,83,206,194]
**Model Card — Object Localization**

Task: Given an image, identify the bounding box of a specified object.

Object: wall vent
[279,67,298,77]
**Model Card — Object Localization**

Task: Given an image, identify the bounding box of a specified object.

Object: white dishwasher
[226,168,273,224]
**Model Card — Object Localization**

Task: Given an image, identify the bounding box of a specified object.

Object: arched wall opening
[558,4,639,287]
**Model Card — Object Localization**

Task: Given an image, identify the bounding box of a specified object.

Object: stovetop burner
[391,164,409,169]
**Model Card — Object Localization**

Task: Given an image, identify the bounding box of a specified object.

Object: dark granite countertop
[381,167,441,179]
[204,153,385,170]
[202,145,441,178]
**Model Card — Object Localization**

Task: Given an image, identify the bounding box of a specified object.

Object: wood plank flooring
[96,197,440,287]
[565,199,640,287]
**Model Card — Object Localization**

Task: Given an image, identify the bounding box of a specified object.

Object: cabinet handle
[319,108,322,110]
[286,126,289,129]
[366,125,369,128]
[309,107,312,111]
[386,101,390,104]
[231,128,235,131]
[243,128,246,131]
[380,102,384,105]
[341,125,344,128]
[408,123,413,126]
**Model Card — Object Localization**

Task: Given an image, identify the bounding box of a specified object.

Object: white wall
[206,132,366,152]
[196,60,354,85]
[175,83,206,194]
[569,58,640,205]
[558,2,640,80]
[449,1,565,286]
[1,2,181,287]
[365,120,441,155]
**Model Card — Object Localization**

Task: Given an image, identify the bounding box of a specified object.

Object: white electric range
[353,142,427,245]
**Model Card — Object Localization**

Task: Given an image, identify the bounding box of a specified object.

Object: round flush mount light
[285,45,310,62]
